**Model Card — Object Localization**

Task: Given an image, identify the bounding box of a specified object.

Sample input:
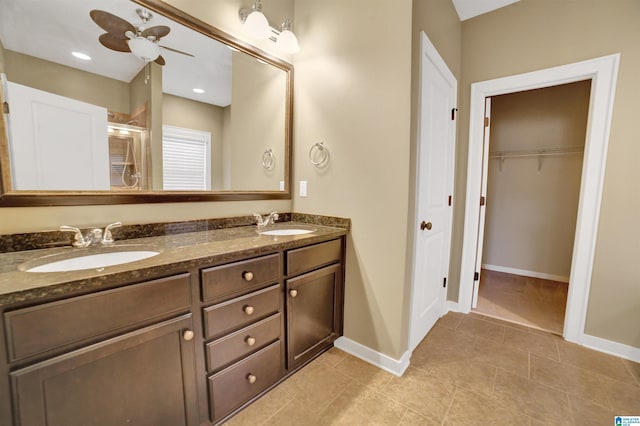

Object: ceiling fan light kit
[127,36,160,62]
[239,0,300,54]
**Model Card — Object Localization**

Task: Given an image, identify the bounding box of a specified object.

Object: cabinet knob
[182,330,194,341]
[246,373,257,384]
[242,271,254,282]
[289,289,298,298]
[245,336,256,346]
[243,305,255,315]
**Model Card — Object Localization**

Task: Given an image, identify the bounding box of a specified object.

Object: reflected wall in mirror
[0,0,292,205]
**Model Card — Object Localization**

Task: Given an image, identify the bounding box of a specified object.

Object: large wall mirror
[0,0,292,206]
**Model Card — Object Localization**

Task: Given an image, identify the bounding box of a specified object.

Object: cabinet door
[11,314,198,426]
[286,264,342,369]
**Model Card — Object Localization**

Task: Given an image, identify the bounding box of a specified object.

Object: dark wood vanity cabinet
[1,235,345,426]
[285,240,343,370]
[3,273,198,426]
[201,254,285,423]
[11,314,198,426]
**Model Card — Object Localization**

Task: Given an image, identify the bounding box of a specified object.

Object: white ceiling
[0,0,232,106]
[451,0,520,21]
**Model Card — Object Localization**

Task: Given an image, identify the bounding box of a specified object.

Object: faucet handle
[60,226,87,248]
[102,222,122,244]
[253,213,265,226]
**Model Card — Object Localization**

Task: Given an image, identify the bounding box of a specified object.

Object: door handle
[420,221,432,231]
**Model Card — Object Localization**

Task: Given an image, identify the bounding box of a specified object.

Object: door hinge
[484,116,489,127]
[451,108,458,120]
[480,196,486,206]
[443,277,447,288]
[448,195,452,206]
[474,272,479,281]
[2,102,8,114]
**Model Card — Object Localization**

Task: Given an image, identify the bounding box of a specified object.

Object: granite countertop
[0,222,347,308]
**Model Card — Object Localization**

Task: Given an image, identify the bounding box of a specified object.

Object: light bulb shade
[275,29,300,54]
[243,10,271,40]
[127,37,160,62]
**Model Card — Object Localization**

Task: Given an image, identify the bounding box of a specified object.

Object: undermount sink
[21,247,160,273]
[259,229,314,236]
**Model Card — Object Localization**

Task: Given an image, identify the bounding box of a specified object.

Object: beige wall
[0,0,293,234]
[292,0,460,359]
[163,94,225,190]
[455,0,640,347]
[228,52,286,191]
[3,49,130,113]
[483,82,590,278]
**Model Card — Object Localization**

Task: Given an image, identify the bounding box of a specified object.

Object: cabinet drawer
[206,312,281,373]
[5,274,192,362]
[208,340,283,422]
[203,284,280,339]
[201,254,280,302]
[286,239,341,276]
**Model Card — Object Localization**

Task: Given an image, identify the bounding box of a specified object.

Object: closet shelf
[489,146,584,172]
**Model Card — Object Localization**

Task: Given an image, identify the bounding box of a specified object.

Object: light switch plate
[279,181,285,191]
[299,180,307,197]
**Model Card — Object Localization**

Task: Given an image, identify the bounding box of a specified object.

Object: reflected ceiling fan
[90,8,194,65]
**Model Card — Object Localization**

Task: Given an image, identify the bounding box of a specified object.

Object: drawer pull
[242,271,254,282]
[245,336,256,346]
[289,289,298,298]
[183,330,195,341]
[243,305,255,315]
[246,373,257,384]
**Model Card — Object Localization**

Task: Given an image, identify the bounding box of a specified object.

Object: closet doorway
[459,54,620,344]
[472,81,591,334]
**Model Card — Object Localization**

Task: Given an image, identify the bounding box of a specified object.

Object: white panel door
[410,33,457,351]
[6,82,109,190]
[472,97,492,308]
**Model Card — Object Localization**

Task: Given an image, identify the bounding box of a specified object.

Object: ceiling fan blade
[142,25,171,39]
[159,45,195,58]
[90,10,135,38]
[99,33,131,53]
[154,55,166,66]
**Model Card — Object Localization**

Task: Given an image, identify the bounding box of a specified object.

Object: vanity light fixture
[240,0,271,40]
[239,0,300,54]
[275,19,300,54]
[71,51,91,61]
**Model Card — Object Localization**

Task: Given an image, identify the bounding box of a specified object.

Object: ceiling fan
[90,8,194,65]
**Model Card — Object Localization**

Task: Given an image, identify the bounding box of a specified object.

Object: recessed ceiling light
[193,88,205,94]
[72,52,91,61]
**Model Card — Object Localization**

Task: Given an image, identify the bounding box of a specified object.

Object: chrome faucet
[102,222,122,244]
[60,222,122,248]
[253,212,279,229]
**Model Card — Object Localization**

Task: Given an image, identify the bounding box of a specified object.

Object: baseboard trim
[580,334,640,363]
[333,337,410,377]
[446,300,461,313]
[482,264,570,283]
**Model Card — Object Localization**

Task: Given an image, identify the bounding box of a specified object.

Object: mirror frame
[0,0,293,207]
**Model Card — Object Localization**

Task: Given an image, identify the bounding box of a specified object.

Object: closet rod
[489,146,584,159]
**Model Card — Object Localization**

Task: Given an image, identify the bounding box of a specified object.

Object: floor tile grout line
[622,360,640,387]
[439,386,458,425]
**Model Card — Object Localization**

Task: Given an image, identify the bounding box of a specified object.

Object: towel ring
[309,142,330,167]
[262,148,275,170]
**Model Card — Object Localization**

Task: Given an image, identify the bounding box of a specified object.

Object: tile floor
[475,269,569,334]
[226,312,640,425]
